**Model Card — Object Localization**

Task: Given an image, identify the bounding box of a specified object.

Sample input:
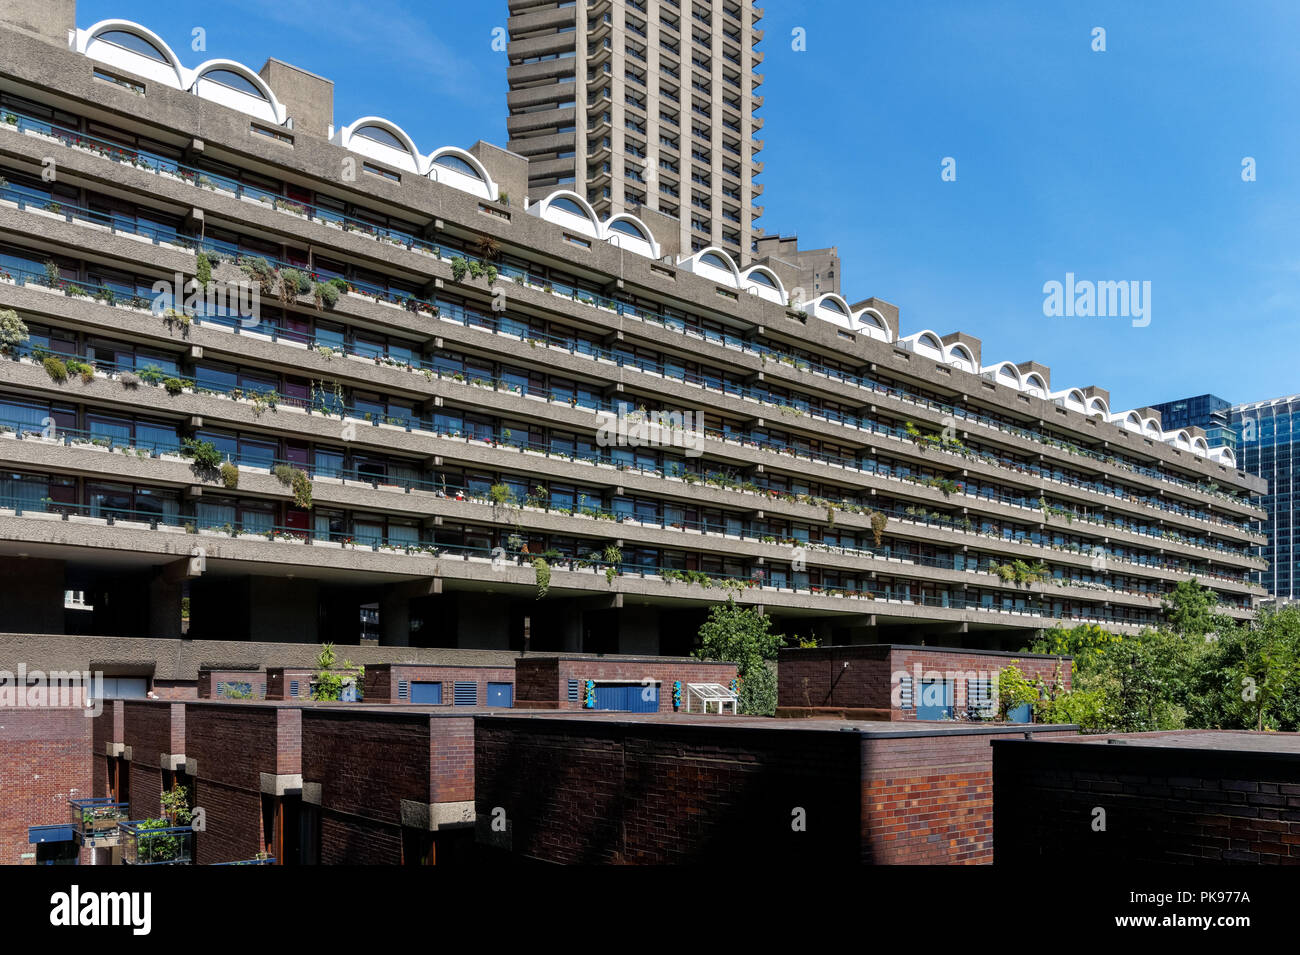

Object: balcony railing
[70,798,129,847]
[119,821,194,865]
[0,108,1262,512]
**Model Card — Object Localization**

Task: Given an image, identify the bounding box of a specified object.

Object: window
[699,252,731,271]
[607,219,649,240]
[96,30,170,63]
[355,125,407,150]
[432,153,482,179]
[200,69,267,99]
[550,197,588,217]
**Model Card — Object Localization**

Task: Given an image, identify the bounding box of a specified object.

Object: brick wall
[266,668,316,701]
[301,709,475,864]
[122,700,185,819]
[475,716,860,864]
[778,645,1071,720]
[861,726,1076,864]
[994,731,1300,864]
[184,702,301,864]
[516,657,738,712]
[0,707,93,864]
[196,669,263,700]
[364,664,515,704]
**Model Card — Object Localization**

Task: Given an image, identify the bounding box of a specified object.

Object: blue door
[410,681,442,704]
[592,683,658,712]
[1007,702,1033,724]
[916,679,955,720]
[486,682,513,707]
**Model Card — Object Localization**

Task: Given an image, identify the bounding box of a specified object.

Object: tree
[693,600,783,715]
[1161,578,1229,638]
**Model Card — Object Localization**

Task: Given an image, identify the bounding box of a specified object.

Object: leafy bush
[195,251,212,289]
[42,356,67,382]
[219,462,239,489]
[0,308,28,354]
[163,377,186,396]
[182,438,223,472]
[693,600,785,716]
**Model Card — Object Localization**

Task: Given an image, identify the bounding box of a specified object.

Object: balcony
[70,798,129,848]
[119,820,194,865]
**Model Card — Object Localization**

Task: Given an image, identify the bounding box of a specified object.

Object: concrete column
[0,556,65,634]
[148,574,184,640]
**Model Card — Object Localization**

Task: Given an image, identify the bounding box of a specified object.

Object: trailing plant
[195,251,212,289]
[42,356,67,383]
[533,557,551,599]
[450,256,469,283]
[219,462,239,489]
[870,511,887,548]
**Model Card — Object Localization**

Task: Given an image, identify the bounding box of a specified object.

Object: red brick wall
[994,731,1300,864]
[122,701,185,819]
[861,726,1076,864]
[91,700,123,799]
[364,665,515,704]
[778,645,1071,720]
[301,710,475,864]
[888,649,1070,721]
[196,671,263,700]
[266,668,316,701]
[516,657,738,712]
[0,707,93,864]
[474,717,860,864]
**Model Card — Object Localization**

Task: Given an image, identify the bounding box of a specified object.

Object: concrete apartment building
[0,1,1272,677]
[1150,392,1298,601]
[506,0,765,262]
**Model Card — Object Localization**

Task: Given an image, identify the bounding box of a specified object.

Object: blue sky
[80,0,1300,412]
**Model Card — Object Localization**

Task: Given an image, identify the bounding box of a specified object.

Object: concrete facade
[0,5,1269,670]
[507,0,766,260]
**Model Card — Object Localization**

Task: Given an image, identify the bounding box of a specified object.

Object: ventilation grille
[398,680,409,701]
[567,679,580,703]
[453,682,477,705]
[898,676,914,709]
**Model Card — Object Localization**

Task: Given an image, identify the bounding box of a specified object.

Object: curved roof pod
[900,330,945,361]
[678,246,743,286]
[852,306,894,343]
[529,189,603,240]
[191,59,287,125]
[427,146,498,201]
[1192,436,1210,455]
[1113,410,1145,433]
[981,361,1023,390]
[801,292,855,329]
[1022,372,1048,398]
[739,265,785,305]
[603,212,661,259]
[1143,418,1163,439]
[945,343,977,373]
[1210,445,1237,466]
[1087,395,1109,420]
[76,20,187,89]
[1051,388,1088,413]
[1166,429,1193,451]
[334,116,425,174]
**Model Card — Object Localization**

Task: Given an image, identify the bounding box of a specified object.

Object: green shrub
[163,377,186,396]
[42,356,67,382]
[182,438,223,472]
[0,308,29,354]
[219,462,239,489]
